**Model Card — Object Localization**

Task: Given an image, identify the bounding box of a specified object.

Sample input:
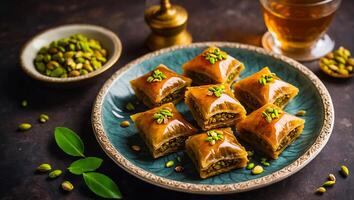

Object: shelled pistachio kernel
[120,120,130,128]
[36,163,52,172]
[340,165,350,177]
[18,123,32,131]
[48,169,62,179]
[61,181,74,191]
[260,158,270,167]
[320,46,354,78]
[316,186,326,194]
[322,180,335,187]
[296,110,306,116]
[165,160,174,168]
[125,102,135,111]
[21,100,28,107]
[38,114,49,123]
[246,162,255,170]
[251,165,264,175]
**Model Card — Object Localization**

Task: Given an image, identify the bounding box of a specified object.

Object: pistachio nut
[165,160,174,168]
[61,181,74,191]
[340,165,350,177]
[328,173,336,182]
[48,169,62,179]
[322,180,335,187]
[296,110,306,116]
[251,165,264,175]
[37,163,52,172]
[316,186,326,194]
[246,162,255,170]
[18,123,32,131]
[120,121,130,128]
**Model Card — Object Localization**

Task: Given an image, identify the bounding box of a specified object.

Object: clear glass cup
[260,0,341,61]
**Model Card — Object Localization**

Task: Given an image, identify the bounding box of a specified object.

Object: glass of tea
[260,0,341,61]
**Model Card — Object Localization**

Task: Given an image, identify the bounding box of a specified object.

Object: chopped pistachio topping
[146,69,167,82]
[125,102,135,111]
[165,160,174,168]
[261,107,282,123]
[207,85,225,97]
[260,158,270,166]
[153,108,173,124]
[259,73,276,85]
[205,130,223,145]
[202,47,228,64]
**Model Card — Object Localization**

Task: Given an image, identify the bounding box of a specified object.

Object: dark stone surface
[0,0,353,199]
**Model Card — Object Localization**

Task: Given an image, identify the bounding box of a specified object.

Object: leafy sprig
[207,85,225,97]
[259,73,276,85]
[261,107,282,123]
[205,130,223,145]
[54,127,122,199]
[153,108,173,124]
[202,47,228,64]
[146,69,167,82]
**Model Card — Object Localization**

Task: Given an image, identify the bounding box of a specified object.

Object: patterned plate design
[92,42,334,194]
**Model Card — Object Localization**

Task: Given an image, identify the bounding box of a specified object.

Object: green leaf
[54,127,85,157]
[83,172,122,199]
[68,157,103,175]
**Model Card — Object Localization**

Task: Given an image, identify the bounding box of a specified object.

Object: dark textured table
[0,0,353,199]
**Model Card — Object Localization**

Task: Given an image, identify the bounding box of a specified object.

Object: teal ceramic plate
[92,42,334,194]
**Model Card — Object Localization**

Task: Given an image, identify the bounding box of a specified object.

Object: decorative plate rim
[91,42,334,194]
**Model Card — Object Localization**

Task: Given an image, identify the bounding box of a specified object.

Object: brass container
[145,0,192,50]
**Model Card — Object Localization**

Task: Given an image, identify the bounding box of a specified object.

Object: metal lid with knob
[145,0,192,50]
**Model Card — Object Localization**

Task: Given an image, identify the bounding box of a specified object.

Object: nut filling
[237,90,260,109]
[156,136,189,154]
[240,130,273,153]
[226,66,242,83]
[137,87,185,107]
[273,94,290,108]
[160,87,185,104]
[203,159,241,174]
[240,126,302,156]
[276,127,301,152]
[190,99,237,126]
[186,71,214,84]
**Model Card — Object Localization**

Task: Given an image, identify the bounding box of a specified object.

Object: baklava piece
[236,103,305,159]
[183,46,245,85]
[233,67,299,111]
[185,128,248,179]
[185,84,246,131]
[130,64,192,108]
[131,103,197,158]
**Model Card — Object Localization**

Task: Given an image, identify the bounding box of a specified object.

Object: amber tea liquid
[261,0,338,50]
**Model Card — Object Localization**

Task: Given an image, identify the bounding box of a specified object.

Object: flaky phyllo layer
[130,64,192,108]
[236,103,305,159]
[183,46,245,85]
[131,103,197,158]
[185,84,246,131]
[185,128,248,179]
[233,67,299,111]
